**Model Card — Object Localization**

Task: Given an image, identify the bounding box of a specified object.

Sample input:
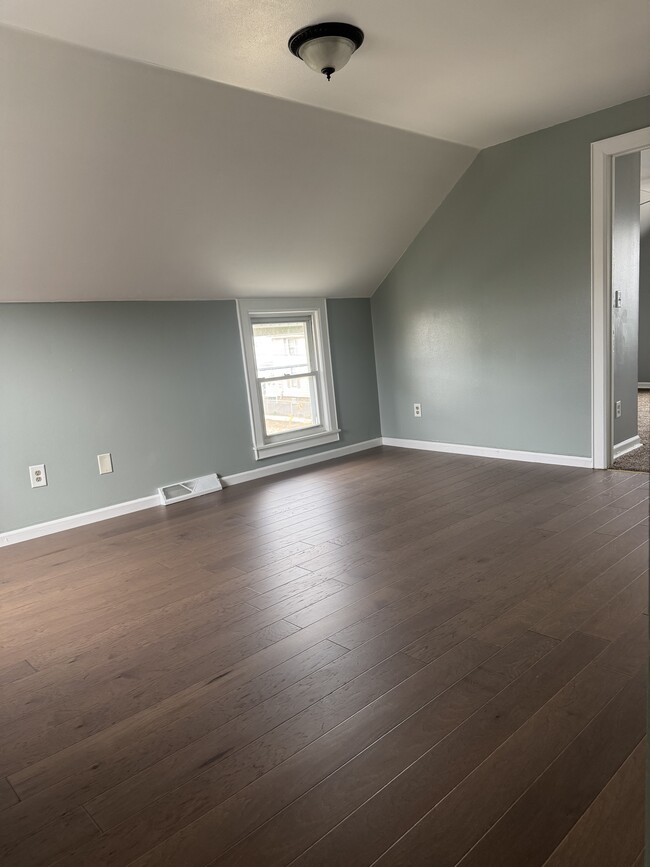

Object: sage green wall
[0,299,380,533]
[372,96,650,458]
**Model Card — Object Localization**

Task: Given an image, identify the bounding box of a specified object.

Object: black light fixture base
[288,22,364,58]
[322,66,335,81]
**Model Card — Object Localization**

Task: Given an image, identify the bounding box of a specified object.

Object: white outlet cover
[97,453,113,474]
[29,464,47,488]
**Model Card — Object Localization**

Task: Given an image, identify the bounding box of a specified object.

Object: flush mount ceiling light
[288,22,364,82]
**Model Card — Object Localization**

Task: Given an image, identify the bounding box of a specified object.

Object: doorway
[609,147,649,472]
[591,127,650,472]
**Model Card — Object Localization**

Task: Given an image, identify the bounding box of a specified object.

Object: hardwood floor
[0,445,647,866]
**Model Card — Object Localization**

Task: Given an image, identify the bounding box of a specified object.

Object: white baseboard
[639,382,650,390]
[2,435,596,547]
[0,439,382,547]
[612,435,643,460]
[221,438,383,486]
[0,495,160,547]
[381,437,593,469]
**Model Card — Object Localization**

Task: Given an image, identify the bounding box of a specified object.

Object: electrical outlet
[29,464,47,488]
[97,453,113,475]
[413,403,422,418]
[615,400,622,419]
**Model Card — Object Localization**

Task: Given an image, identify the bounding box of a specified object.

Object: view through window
[252,320,319,436]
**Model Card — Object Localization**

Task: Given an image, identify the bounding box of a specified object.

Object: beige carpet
[612,390,650,472]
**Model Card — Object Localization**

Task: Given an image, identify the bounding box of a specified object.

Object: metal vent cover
[158,472,222,505]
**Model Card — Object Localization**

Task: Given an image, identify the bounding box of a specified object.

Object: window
[237,299,339,460]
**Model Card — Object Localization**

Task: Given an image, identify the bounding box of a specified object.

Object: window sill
[254,429,341,460]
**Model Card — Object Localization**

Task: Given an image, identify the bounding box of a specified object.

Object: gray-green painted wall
[372,96,650,458]
[0,299,380,533]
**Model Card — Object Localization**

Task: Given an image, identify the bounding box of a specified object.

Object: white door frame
[591,126,650,469]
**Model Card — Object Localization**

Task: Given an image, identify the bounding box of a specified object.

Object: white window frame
[237,298,340,460]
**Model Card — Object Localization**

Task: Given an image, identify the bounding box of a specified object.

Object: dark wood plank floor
[0,446,647,866]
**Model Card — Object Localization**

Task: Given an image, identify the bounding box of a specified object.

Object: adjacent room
[1,3,649,866]
[611,148,650,472]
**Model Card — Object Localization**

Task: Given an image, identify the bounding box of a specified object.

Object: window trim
[237,298,340,460]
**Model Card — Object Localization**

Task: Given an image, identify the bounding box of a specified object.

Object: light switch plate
[97,453,113,474]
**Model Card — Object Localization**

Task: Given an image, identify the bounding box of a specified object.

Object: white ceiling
[0,26,476,301]
[0,0,649,148]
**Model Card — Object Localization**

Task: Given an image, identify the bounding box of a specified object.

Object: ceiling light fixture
[288,22,364,82]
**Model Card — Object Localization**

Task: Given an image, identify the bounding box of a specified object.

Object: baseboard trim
[638,382,650,389]
[381,437,593,468]
[612,435,643,460]
[0,438,383,547]
[221,438,383,486]
[0,495,161,547]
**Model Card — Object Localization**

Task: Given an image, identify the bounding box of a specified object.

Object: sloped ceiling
[0,26,476,301]
[1,0,648,302]
[1,0,649,147]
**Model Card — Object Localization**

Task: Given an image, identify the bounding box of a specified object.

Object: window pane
[252,321,312,379]
[261,375,319,436]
